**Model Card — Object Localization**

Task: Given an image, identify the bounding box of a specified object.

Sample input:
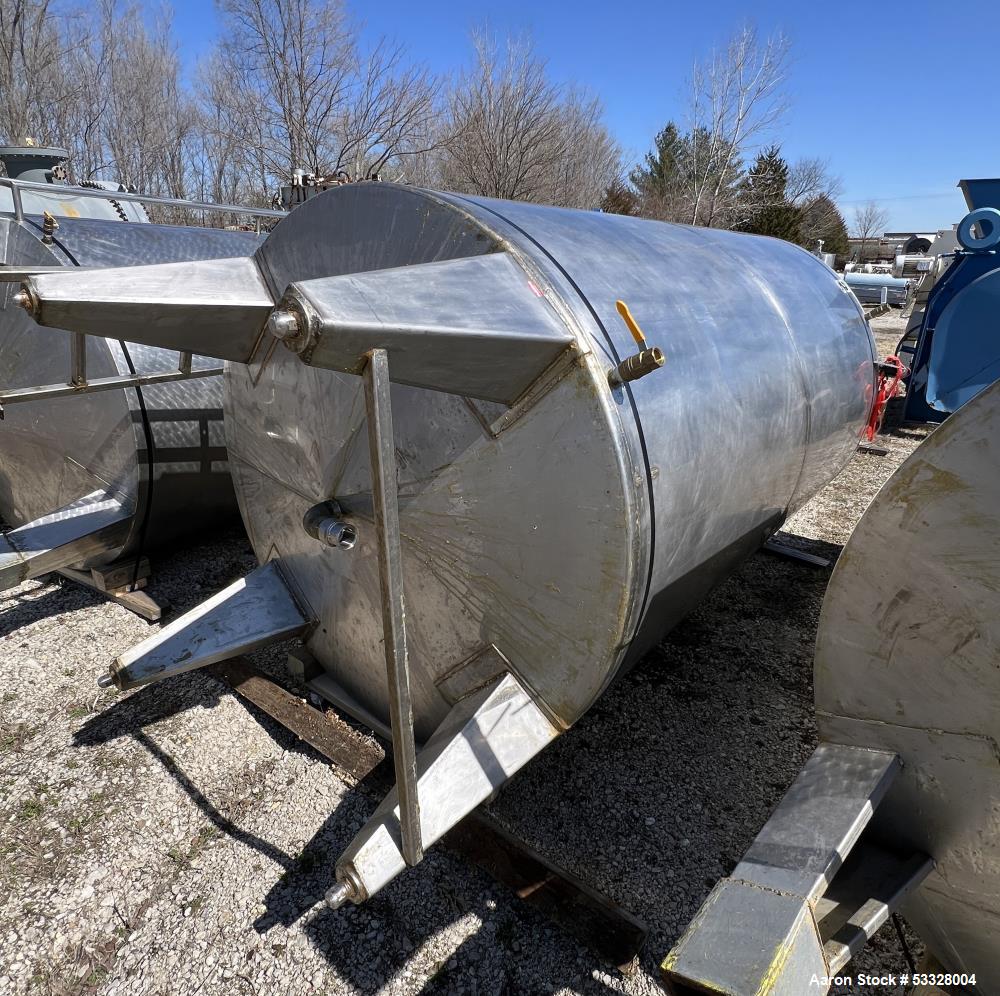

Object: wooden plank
[858,442,890,456]
[762,538,832,569]
[208,658,385,783]
[209,657,648,972]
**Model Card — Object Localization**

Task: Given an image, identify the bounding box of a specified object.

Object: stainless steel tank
[844,270,913,305]
[16,183,878,904]
[0,148,267,597]
[665,377,1000,994]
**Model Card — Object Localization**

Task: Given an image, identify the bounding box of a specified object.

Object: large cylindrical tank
[216,185,876,735]
[16,182,879,904]
[0,165,262,575]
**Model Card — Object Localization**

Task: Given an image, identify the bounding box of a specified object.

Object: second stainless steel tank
[0,156,267,596]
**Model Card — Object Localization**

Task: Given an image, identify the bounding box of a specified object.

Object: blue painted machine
[900,177,1000,422]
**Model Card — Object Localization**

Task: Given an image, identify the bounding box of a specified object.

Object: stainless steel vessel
[0,148,272,602]
[16,183,877,903]
[666,378,1000,994]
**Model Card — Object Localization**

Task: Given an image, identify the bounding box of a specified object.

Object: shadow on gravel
[73,675,318,873]
[0,578,105,636]
[136,728,295,870]
[74,674,224,747]
[59,535,862,996]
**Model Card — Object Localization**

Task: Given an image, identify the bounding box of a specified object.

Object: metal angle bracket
[362,347,423,868]
[662,743,932,996]
[327,671,560,909]
[0,348,221,414]
[96,560,314,691]
[0,490,133,592]
[269,253,579,406]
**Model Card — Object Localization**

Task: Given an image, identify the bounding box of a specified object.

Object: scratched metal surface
[0,216,260,565]
[225,184,875,740]
[816,377,1000,988]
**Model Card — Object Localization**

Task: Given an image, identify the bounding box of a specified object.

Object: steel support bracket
[363,347,423,867]
[662,743,932,996]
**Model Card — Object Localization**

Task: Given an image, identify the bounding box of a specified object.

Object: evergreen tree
[630,122,682,200]
[798,194,850,257]
[736,146,801,242]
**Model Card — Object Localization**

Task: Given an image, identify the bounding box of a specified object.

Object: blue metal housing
[901,178,1000,422]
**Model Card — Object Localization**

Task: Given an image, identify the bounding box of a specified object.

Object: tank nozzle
[608,346,665,388]
[41,210,58,245]
[303,500,357,550]
[610,299,665,387]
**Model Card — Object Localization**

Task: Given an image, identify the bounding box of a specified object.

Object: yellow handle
[615,300,646,347]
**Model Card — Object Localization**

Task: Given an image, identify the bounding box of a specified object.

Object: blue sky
[170,0,995,233]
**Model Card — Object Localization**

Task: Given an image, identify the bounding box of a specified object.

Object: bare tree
[853,200,889,262]
[193,51,273,205]
[212,0,355,180]
[685,24,790,227]
[788,157,848,252]
[547,87,621,209]
[205,0,440,196]
[334,39,441,180]
[787,156,842,206]
[439,30,618,209]
[0,0,68,146]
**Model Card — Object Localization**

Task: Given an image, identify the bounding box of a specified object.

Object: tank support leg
[662,744,933,995]
[326,672,560,909]
[362,347,423,867]
[95,561,312,690]
[0,490,131,592]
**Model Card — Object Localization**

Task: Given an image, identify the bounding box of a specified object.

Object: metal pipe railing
[0,176,285,220]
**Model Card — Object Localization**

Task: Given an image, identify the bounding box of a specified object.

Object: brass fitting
[609,346,665,388]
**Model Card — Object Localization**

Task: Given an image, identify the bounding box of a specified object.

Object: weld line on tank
[448,194,658,642]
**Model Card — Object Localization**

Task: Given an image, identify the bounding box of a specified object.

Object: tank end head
[97,672,116,690]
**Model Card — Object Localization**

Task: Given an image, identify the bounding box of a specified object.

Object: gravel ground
[1,310,933,996]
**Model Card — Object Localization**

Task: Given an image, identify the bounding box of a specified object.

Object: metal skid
[663,744,932,995]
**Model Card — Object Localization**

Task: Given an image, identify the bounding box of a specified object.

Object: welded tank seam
[443,193,657,650]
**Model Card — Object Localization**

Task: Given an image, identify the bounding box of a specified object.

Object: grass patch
[1,723,37,753]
